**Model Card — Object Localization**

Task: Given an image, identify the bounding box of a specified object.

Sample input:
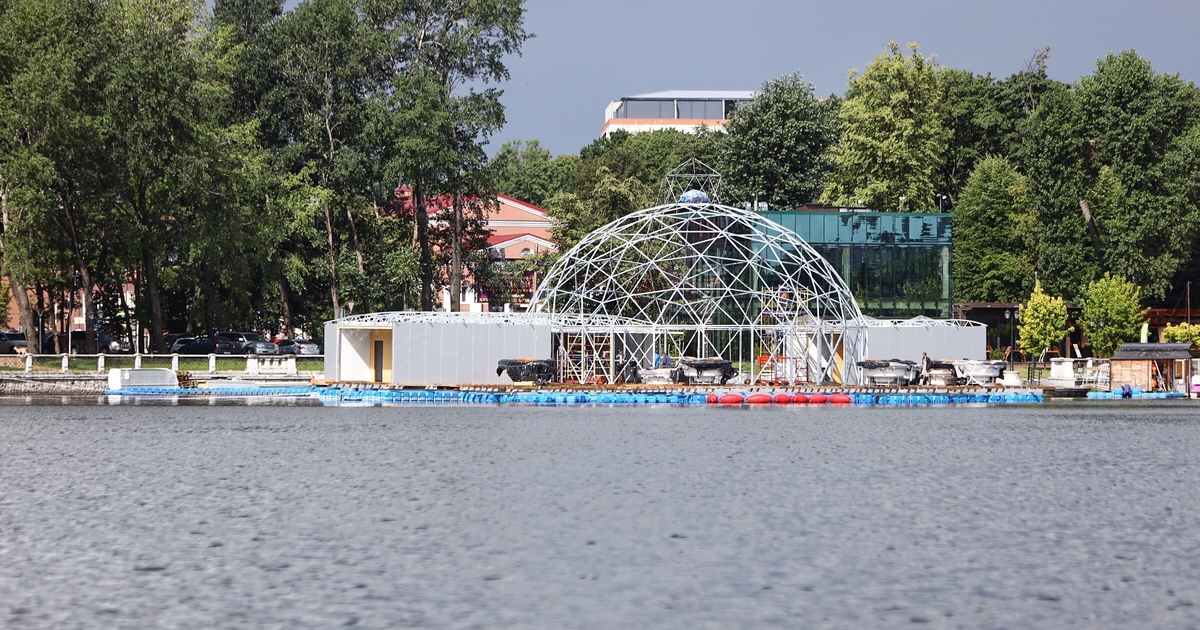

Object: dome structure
[530,202,866,384]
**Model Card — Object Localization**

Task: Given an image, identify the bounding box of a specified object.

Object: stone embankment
[0,374,108,395]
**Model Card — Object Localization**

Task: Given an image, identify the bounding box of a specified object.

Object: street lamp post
[1005,310,1013,369]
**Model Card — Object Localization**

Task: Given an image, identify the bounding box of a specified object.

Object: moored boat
[857,359,920,385]
[952,359,1009,385]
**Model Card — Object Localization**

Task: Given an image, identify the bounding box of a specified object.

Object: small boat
[857,359,920,385]
[637,367,676,385]
[674,357,737,385]
[496,358,557,385]
[924,360,959,387]
[952,359,1009,385]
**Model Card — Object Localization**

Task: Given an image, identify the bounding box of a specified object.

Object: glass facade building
[759,209,953,318]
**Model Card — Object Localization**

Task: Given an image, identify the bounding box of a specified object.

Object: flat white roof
[621,90,754,100]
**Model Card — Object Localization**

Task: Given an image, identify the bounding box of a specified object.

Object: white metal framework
[529,202,866,384]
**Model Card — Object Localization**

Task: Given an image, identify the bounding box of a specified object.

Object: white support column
[208,354,216,373]
[134,354,142,369]
[171,355,179,371]
[97,354,105,373]
[25,354,32,372]
[61,354,69,373]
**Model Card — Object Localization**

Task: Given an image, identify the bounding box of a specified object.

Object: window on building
[624,100,671,118]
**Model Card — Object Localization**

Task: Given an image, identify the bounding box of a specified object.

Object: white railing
[12,353,325,375]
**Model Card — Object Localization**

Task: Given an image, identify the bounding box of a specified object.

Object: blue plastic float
[108,385,1044,406]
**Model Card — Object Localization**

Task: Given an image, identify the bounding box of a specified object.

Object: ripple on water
[0,402,1198,627]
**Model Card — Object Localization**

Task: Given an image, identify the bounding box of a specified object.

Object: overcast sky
[279,0,1199,156]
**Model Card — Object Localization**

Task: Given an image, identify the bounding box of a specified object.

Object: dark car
[216,331,280,355]
[0,331,27,354]
[276,338,321,355]
[63,331,131,354]
[176,336,240,355]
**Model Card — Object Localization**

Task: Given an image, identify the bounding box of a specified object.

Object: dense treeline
[493,44,1200,312]
[0,0,528,353]
[4,8,1199,356]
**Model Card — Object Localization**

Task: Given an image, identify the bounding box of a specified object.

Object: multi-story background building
[759,206,954,318]
[601,90,753,137]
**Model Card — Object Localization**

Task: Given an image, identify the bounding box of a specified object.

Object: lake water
[1,399,1198,628]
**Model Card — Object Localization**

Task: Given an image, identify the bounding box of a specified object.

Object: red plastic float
[706,392,719,404]
[746,392,773,404]
[791,392,808,404]
[808,392,828,404]
[773,392,792,405]
[829,393,853,404]
[718,392,745,405]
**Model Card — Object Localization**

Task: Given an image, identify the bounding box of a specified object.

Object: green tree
[575,128,721,199]
[1018,280,1073,358]
[487,140,575,206]
[0,0,114,353]
[821,42,949,212]
[951,156,1036,302]
[544,167,653,251]
[718,72,838,208]
[1080,273,1148,357]
[1162,322,1200,347]
[367,0,529,311]
[1075,51,1200,300]
[1015,83,1098,302]
[934,68,1006,210]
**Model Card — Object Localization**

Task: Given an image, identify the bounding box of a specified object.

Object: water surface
[2,401,1198,627]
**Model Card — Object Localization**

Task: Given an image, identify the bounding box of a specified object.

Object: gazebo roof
[1111,343,1200,360]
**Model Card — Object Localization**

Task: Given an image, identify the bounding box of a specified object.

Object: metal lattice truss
[331,311,632,328]
[660,158,724,204]
[528,202,867,384]
[861,315,985,329]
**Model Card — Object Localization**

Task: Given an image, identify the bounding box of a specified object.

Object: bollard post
[209,354,216,373]
[134,354,142,369]
[171,355,179,371]
[97,354,105,373]
[286,355,297,376]
[61,354,69,373]
[25,353,32,372]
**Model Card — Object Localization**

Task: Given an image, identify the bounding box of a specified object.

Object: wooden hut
[1109,343,1200,394]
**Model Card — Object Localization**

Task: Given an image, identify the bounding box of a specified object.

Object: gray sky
[486,0,1199,156]
[275,0,1199,156]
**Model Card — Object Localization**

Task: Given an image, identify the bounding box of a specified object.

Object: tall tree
[367,0,530,311]
[105,0,208,353]
[951,156,1036,302]
[273,0,376,316]
[821,42,949,212]
[1075,51,1200,300]
[719,72,838,208]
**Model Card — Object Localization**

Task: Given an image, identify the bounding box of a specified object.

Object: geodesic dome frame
[529,202,867,384]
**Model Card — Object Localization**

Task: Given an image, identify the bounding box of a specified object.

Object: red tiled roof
[393,187,549,217]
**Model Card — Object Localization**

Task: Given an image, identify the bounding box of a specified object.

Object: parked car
[169,336,196,354]
[176,336,240,355]
[0,331,27,354]
[215,331,280,355]
[38,331,130,354]
[64,331,131,354]
[276,338,321,355]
